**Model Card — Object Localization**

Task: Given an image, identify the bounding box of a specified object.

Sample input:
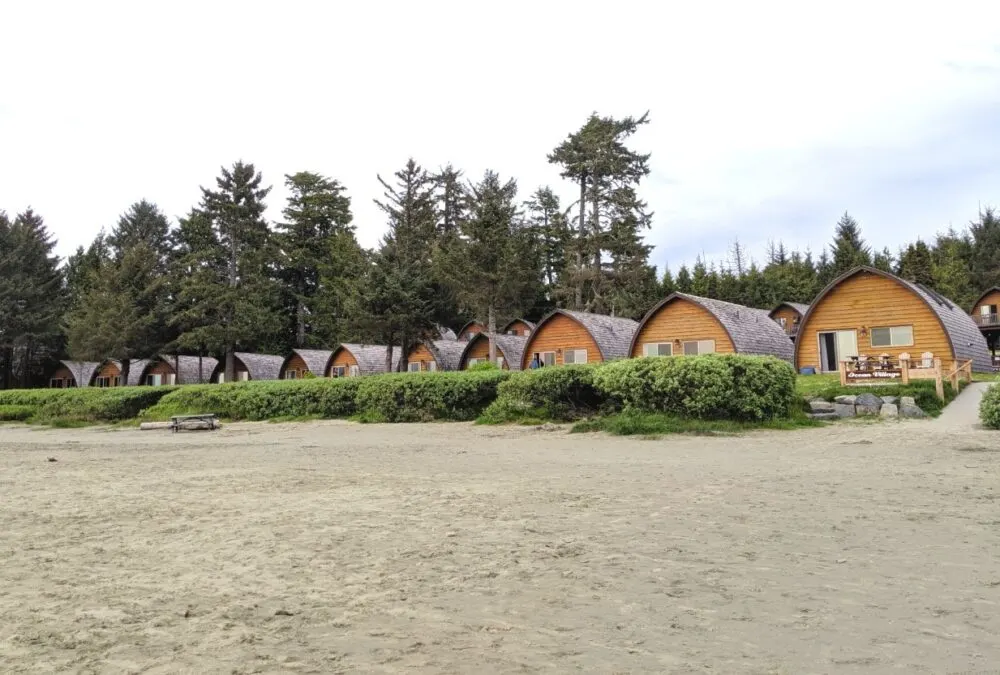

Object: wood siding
[50,366,76,386]
[461,336,509,369]
[797,271,954,370]
[282,354,309,378]
[630,297,735,357]
[406,343,438,371]
[328,348,359,376]
[459,324,484,340]
[504,320,533,337]
[770,306,801,335]
[974,290,1000,313]
[144,360,175,384]
[521,313,602,369]
[212,359,250,383]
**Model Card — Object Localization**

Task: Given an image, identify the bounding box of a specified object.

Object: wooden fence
[839,357,973,400]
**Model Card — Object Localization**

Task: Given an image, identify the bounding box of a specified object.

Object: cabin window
[643,343,672,357]
[563,349,587,364]
[496,356,504,368]
[95,376,117,388]
[778,317,787,328]
[146,374,162,386]
[49,378,65,389]
[683,340,716,355]
[217,374,225,384]
[468,358,482,367]
[408,362,421,373]
[540,351,556,366]
[507,330,516,336]
[349,365,360,377]
[167,373,176,385]
[870,325,913,348]
[237,371,250,382]
[428,361,437,372]
[331,366,346,377]
[285,370,299,380]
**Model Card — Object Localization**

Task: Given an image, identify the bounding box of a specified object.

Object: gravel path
[933,381,991,431]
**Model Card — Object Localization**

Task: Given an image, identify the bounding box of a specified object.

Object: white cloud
[2,0,999,273]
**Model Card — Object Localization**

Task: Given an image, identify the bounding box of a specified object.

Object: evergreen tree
[932,228,975,308]
[830,211,871,275]
[691,256,709,296]
[970,207,1000,290]
[676,264,693,293]
[897,239,934,285]
[0,210,65,388]
[660,266,676,295]
[275,171,356,347]
[872,246,895,273]
[523,187,569,290]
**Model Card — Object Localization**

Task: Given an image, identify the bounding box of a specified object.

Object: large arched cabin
[500,319,535,337]
[279,349,333,380]
[210,353,285,383]
[521,310,638,369]
[50,361,101,388]
[139,355,218,386]
[406,340,466,372]
[327,344,401,377]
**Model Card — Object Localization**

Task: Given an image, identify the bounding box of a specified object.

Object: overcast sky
[3,1,999,275]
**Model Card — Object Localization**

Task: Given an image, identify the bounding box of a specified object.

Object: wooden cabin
[500,318,535,337]
[795,266,992,374]
[521,310,638,369]
[210,352,285,383]
[88,359,149,387]
[406,340,466,372]
[457,321,486,341]
[326,344,401,377]
[971,288,1000,365]
[50,361,100,388]
[139,355,219,386]
[630,293,795,362]
[769,302,809,340]
[280,349,333,380]
[459,333,528,370]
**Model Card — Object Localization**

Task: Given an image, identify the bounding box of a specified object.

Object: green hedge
[355,371,509,422]
[142,378,362,421]
[480,365,603,422]
[0,387,178,423]
[0,405,34,422]
[593,355,797,421]
[980,384,1000,429]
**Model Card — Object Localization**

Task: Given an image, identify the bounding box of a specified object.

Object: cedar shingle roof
[285,349,333,376]
[437,325,458,341]
[146,355,218,384]
[796,267,992,372]
[533,309,639,362]
[423,340,467,371]
[210,352,285,381]
[459,333,530,371]
[770,302,810,317]
[57,360,101,387]
[632,293,796,362]
[334,344,401,375]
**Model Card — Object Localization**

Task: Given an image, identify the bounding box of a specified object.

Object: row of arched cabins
[48,267,996,388]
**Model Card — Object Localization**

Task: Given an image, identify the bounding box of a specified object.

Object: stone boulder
[833,403,857,418]
[900,396,917,408]
[834,395,857,405]
[808,412,840,421]
[880,403,899,418]
[855,393,883,416]
[882,396,898,405]
[900,404,927,419]
[809,400,835,413]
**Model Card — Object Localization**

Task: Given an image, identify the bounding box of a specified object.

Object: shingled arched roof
[500,318,536,333]
[211,352,285,381]
[769,302,810,318]
[90,359,150,386]
[459,333,529,371]
[139,355,218,385]
[970,286,1000,314]
[331,344,401,376]
[422,339,467,371]
[631,292,795,362]
[57,360,101,387]
[456,321,485,340]
[282,349,333,376]
[529,309,639,363]
[795,266,992,372]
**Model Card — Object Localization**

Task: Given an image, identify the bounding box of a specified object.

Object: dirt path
[933,381,991,431]
[1,420,998,673]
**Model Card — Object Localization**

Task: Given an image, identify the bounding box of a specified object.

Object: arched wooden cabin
[459,333,528,370]
[210,352,285,383]
[326,344,401,377]
[280,349,333,380]
[795,266,992,373]
[500,318,535,337]
[139,355,219,386]
[406,340,466,372]
[457,321,485,341]
[88,359,149,387]
[50,360,101,388]
[970,287,1000,361]
[630,293,794,361]
[769,302,810,340]
[521,310,638,369]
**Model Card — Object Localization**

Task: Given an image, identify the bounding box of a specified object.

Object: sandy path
[933,382,992,431]
[1,420,999,673]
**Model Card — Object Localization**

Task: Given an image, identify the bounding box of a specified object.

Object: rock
[833,403,856,418]
[880,403,899,418]
[901,396,917,408]
[834,395,857,405]
[275,609,295,617]
[808,412,840,421]
[900,404,927,419]
[809,401,835,413]
[47,457,57,462]
[855,393,883,408]
[882,396,898,405]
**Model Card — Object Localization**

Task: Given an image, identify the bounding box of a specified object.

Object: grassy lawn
[796,374,841,397]
[572,412,821,437]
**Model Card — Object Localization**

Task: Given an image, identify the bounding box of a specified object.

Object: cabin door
[818,330,858,372]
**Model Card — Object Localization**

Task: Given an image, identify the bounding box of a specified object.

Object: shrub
[980,384,1000,429]
[355,370,509,422]
[142,378,362,421]
[0,405,34,422]
[468,361,500,372]
[592,355,797,421]
[0,387,178,424]
[480,365,603,423]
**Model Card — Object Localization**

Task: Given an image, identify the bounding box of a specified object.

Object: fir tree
[897,240,933,285]
[970,207,1000,289]
[676,264,693,293]
[830,211,871,275]
[523,187,569,290]
[660,266,676,295]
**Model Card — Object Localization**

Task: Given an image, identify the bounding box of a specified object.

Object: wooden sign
[846,369,901,380]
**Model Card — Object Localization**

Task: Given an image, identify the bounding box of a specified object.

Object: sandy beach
[1,419,998,673]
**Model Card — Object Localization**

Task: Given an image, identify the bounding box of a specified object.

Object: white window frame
[349,365,360,377]
[540,351,556,366]
[408,362,421,373]
[682,339,716,356]
[331,366,346,377]
[285,370,298,380]
[427,361,437,372]
[870,325,914,348]
[167,373,176,385]
[563,349,587,365]
[496,356,505,368]
[146,374,163,386]
[237,371,250,382]
[643,342,672,357]
[468,357,482,367]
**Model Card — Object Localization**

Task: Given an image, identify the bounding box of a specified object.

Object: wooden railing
[839,357,972,400]
[974,313,1000,328]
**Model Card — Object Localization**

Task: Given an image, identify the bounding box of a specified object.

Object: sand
[1,419,998,673]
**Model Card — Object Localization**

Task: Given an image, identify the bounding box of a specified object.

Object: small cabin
[280,349,333,380]
[459,333,528,370]
[630,293,795,361]
[50,361,100,388]
[795,266,992,373]
[88,359,149,387]
[769,302,810,340]
[457,321,486,341]
[500,318,535,337]
[139,355,219,386]
[406,340,466,372]
[326,344,401,377]
[970,287,1000,366]
[210,352,285,383]
[521,309,638,369]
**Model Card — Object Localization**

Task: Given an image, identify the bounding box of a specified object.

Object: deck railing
[974,313,1000,327]
[839,357,973,400]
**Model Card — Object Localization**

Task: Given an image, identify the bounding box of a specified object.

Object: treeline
[2,110,999,388]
